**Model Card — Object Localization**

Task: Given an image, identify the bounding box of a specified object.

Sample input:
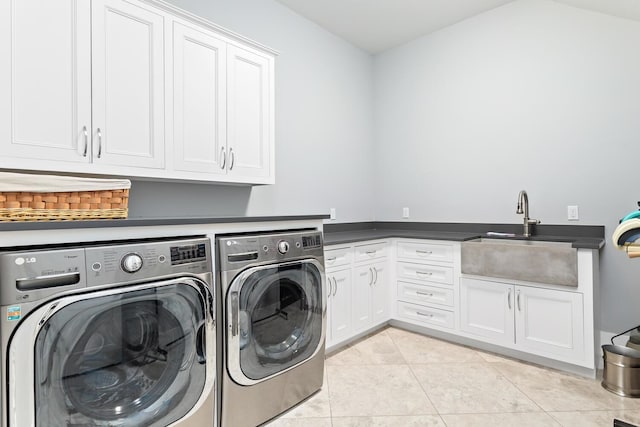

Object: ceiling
[273,0,640,53]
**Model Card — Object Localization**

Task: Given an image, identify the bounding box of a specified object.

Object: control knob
[121,253,143,273]
[277,240,290,254]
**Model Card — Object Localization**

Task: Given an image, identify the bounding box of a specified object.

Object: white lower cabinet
[324,241,389,348]
[326,268,353,346]
[353,260,388,333]
[395,239,458,331]
[460,277,585,364]
[325,236,597,372]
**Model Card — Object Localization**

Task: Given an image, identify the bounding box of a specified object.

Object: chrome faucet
[516,190,540,237]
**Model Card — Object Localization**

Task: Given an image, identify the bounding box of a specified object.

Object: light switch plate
[330,208,336,220]
[567,205,579,221]
[402,207,410,218]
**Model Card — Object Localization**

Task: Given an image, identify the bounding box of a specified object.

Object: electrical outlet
[402,207,410,219]
[330,208,336,220]
[567,205,579,221]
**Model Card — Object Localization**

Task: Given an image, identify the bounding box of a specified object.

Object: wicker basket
[0,173,130,221]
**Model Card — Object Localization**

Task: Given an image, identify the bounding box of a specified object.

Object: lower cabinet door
[460,277,515,346]
[352,264,373,332]
[327,268,352,346]
[515,285,585,363]
[371,261,388,324]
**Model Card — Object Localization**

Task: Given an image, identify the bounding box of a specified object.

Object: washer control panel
[0,237,212,304]
[85,237,211,287]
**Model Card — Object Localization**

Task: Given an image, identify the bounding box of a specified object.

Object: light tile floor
[266,327,640,427]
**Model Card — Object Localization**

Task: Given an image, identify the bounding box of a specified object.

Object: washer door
[226,259,324,385]
[9,277,213,427]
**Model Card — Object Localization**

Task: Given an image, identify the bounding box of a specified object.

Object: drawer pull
[417,311,434,318]
[416,250,433,255]
[416,291,434,297]
[416,271,433,277]
[366,250,377,256]
[326,257,337,263]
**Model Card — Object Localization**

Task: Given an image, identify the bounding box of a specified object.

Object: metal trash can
[602,337,640,398]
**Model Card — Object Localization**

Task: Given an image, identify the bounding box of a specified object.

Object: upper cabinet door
[172,22,227,174]
[91,0,165,169]
[227,44,273,182]
[0,0,91,163]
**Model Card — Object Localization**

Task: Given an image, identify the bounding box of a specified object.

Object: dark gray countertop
[0,214,329,231]
[323,222,605,249]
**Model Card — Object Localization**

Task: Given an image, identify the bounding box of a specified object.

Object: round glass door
[228,260,323,383]
[33,280,210,427]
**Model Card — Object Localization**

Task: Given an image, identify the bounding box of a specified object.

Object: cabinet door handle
[82,126,88,157]
[416,290,434,297]
[368,267,374,286]
[516,290,521,311]
[220,147,226,169]
[229,148,235,170]
[96,128,102,158]
[507,288,512,310]
[373,267,378,284]
[332,277,338,297]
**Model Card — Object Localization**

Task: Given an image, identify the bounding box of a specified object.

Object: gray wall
[129,0,376,222]
[373,0,640,334]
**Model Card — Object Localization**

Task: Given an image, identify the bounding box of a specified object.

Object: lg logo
[14,257,36,266]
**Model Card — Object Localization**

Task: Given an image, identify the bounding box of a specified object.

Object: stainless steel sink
[461,237,578,286]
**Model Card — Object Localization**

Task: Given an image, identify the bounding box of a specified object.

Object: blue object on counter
[622,210,640,223]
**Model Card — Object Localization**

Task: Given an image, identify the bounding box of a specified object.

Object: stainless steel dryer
[217,230,325,427]
[0,237,216,427]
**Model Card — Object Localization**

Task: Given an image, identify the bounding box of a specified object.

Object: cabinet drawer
[397,241,453,263]
[354,242,387,263]
[397,301,454,329]
[397,262,453,285]
[397,281,454,307]
[324,247,352,269]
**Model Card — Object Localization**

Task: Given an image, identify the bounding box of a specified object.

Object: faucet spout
[516,190,539,237]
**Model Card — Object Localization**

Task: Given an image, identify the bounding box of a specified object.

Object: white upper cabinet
[226,44,273,182]
[0,0,91,163]
[171,21,227,175]
[92,0,165,169]
[0,0,276,184]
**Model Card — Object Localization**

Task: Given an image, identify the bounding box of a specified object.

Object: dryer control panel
[217,230,324,272]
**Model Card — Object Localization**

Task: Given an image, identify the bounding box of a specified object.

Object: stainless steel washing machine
[217,230,325,427]
[0,237,216,427]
